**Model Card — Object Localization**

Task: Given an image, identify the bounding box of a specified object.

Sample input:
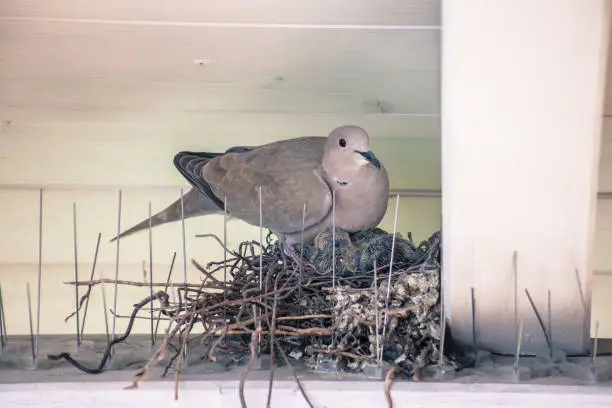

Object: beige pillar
[442,1,611,354]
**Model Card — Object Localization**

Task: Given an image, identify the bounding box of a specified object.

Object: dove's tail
[110,146,254,243]
[108,188,221,242]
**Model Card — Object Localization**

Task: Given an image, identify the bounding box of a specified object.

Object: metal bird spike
[574,268,587,313]
[381,194,400,340]
[155,251,176,338]
[179,189,188,366]
[512,250,518,351]
[438,258,447,368]
[100,271,110,345]
[0,282,7,350]
[180,189,188,293]
[72,202,81,347]
[35,188,43,366]
[374,259,381,364]
[547,289,553,359]
[258,185,263,353]
[26,282,36,367]
[299,202,306,304]
[592,320,600,368]
[513,318,524,375]
[470,286,477,365]
[80,232,101,338]
[148,201,155,346]
[223,196,228,327]
[332,189,336,288]
[111,189,122,356]
[524,288,552,354]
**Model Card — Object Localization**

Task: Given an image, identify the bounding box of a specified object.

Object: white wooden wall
[0,0,443,336]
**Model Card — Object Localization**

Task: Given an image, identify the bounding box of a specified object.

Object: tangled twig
[54,228,450,406]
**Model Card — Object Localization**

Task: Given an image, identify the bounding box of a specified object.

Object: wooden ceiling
[0,0,441,188]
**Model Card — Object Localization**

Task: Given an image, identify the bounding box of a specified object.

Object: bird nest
[53,227,459,394]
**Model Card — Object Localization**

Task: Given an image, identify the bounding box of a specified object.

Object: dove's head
[323,125,383,177]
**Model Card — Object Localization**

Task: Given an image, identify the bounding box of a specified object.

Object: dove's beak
[356,150,382,169]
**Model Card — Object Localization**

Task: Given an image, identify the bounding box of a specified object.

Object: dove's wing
[199,137,332,235]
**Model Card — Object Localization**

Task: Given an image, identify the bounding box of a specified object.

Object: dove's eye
[338,138,347,148]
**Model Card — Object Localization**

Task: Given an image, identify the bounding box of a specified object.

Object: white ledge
[1,380,612,407]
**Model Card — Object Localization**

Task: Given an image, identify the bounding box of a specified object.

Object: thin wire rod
[513,319,524,374]
[258,186,263,353]
[34,188,43,366]
[223,196,228,328]
[470,286,477,365]
[148,201,155,346]
[154,252,176,338]
[80,232,101,338]
[513,251,519,354]
[26,283,35,366]
[332,189,336,289]
[111,190,122,352]
[180,189,188,291]
[72,202,81,347]
[100,271,110,345]
[0,282,6,349]
[374,260,381,364]
[179,189,188,366]
[592,321,600,368]
[381,194,401,342]
[547,289,553,359]
[299,202,306,304]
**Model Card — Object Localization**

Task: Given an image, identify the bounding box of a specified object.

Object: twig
[275,342,314,408]
[385,367,397,408]
[239,330,260,408]
[65,278,210,289]
[48,292,168,374]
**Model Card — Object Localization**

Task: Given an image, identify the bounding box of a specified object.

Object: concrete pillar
[442,1,612,354]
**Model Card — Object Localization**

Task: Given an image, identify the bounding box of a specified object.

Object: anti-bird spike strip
[80,232,101,339]
[148,202,155,346]
[35,188,43,366]
[72,202,81,347]
[111,189,122,356]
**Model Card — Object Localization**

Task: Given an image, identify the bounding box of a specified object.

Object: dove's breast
[334,164,390,233]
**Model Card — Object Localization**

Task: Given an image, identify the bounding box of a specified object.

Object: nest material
[147,226,454,380]
[57,226,460,384]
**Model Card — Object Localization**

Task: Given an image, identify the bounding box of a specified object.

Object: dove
[111,125,389,248]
